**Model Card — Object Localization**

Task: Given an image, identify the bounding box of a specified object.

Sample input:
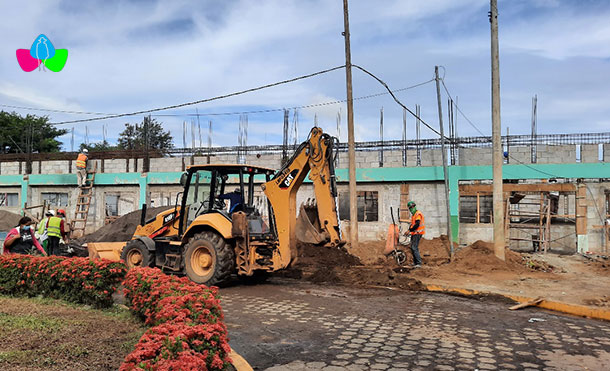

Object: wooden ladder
[71,162,97,238]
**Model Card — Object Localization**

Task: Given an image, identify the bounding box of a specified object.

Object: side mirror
[180,172,188,187]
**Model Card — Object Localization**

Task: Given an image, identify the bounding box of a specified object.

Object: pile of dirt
[285,242,423,290]
[447,240,526,273]
[0,210,22,231]
[584,256,610,276]
[78,206,173,243]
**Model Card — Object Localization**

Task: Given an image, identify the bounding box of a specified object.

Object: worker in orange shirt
[76,148,89,188]
[406,201,424,268]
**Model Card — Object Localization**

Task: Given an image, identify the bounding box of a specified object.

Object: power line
[48,65,346,125]
[439,77,487,137]
[1,78,435,121]
[352,64,446,139]
[0,104,110,116]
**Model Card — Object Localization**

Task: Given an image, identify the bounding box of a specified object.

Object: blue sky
[1,0,609,150]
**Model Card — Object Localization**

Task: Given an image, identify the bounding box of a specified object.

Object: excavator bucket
[295,201,329,245]
[86,242,127,261]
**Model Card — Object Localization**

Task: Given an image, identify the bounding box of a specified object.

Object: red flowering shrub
[0,255,126,308]
[121,268,232,370]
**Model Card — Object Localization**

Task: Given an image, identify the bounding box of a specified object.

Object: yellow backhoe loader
[88,127,344,285]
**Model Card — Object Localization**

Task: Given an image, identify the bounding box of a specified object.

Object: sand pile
[0,210,22,231]
[79,206,173,243]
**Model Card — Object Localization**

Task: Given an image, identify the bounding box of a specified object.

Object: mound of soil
[449,240,526,273]
[78,206,173,243]
[0,210,22,231]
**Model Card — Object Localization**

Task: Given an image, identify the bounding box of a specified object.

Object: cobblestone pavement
[220,279,610,370]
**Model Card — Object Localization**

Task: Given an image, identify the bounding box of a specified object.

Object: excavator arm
[262,127,344,269]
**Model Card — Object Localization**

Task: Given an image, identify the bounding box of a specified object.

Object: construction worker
[76,148,89,188]
[3,217,47,256]
[46,209,68,256]
[406,201,424,268]
[36,209,54,255]
[218,188,244,213]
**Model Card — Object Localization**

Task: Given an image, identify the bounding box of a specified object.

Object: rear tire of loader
[184,231,234,286]
[121,240,154,269]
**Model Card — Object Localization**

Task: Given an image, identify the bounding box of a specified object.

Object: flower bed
[121,268,232,370]
[0,255,126,308]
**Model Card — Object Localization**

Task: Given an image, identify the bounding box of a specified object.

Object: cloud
[1,0,610,150]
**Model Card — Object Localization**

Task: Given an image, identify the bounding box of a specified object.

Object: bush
[0,255,126,308]
[121,268,232,371]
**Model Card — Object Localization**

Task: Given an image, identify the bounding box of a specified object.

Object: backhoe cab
[89,127,344,286]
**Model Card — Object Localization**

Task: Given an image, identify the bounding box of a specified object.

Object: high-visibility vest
[47,216,62,238]
[37,217,48,235]
[410,210,425,235]
[76,153,88,169]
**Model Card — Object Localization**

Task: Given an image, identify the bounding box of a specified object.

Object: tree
[0,111,68,153]
[117,116,173,153]
[79,141,118,152]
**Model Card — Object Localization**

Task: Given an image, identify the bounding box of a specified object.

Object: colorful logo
[16,34,68,72]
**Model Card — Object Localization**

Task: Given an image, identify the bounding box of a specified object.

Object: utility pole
[490,0,505,261]
[435,66,454,260]
[343,0,358,246]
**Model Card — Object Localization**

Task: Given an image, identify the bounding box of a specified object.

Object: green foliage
[0,111,68,153]
[79,140,118,152]
[0,312,64,332]
[117,116,173,153]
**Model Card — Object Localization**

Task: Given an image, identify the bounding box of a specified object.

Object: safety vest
[76,153,88,169]
[37,217,48,235]
[410,210,425,235]
[47,216,62,238]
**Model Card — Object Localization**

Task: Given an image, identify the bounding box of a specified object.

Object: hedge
[121,268,232,370]
[0,255,126,308]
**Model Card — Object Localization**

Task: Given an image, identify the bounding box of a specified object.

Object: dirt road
[221,278,610,370]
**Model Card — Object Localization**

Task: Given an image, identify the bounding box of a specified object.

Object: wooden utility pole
[343,0,358,246]
[490,0,505,261]
[435,66,454,260]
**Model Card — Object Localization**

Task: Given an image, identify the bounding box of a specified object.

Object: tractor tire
[184,231,235,286]
[121,240,154,269]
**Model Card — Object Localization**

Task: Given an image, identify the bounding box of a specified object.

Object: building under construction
[0,130,609,255]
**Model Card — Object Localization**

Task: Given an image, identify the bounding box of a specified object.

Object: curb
[230,348,253,371]
[424,284,610,322]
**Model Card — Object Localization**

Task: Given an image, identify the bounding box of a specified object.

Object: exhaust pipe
[140,204,147,226]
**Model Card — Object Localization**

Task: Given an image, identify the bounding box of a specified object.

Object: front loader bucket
[87,242,127,261]
[295,202,329,245]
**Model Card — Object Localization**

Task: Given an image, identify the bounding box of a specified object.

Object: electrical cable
[439,78,487,137]
[48,65,346,125]
[1,78,435,119]
[351,64,447,139]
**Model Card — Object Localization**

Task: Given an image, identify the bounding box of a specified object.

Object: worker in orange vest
[406,201,424,268]
[76,148,89,188]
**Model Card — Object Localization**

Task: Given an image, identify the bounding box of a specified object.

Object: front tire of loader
[121,240,154,269]
[184,231,234,286]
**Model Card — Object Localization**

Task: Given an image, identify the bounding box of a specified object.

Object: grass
[0,312,64,333]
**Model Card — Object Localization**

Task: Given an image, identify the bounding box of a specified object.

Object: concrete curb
[230,348,253,371]
[424,284,610,322]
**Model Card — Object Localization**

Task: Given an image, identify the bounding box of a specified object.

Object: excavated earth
[78,206,173,243]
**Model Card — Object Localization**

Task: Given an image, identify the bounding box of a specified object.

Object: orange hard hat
[57,209,66,216]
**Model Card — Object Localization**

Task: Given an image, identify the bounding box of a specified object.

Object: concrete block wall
[104,159,126,173]
[150,157,183,172]
[459,224,493,246]
[420,149,444,167]
[581,144,599,163]
[508,146,530,164]
[582,182,610,254]
[604,144,610,162]
[458,147,491,166]
[0,162,21,175]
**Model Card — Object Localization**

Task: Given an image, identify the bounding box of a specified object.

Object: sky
[1,0,610,150]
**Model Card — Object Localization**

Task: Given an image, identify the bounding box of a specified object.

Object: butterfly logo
[16,34,68,72]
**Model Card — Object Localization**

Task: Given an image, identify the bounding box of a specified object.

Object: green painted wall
[2,162,608,242]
